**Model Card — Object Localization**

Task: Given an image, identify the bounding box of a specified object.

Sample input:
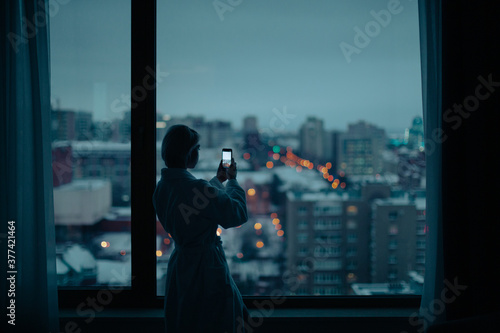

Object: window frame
[58,0,421,310]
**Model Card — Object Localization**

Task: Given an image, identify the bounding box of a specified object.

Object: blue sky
[50,0,422,133]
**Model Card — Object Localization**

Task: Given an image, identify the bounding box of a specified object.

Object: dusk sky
[50,0,422,133]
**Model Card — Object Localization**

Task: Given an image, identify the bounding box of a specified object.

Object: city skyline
[50,0,423,134]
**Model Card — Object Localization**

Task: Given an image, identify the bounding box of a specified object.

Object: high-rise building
[286,191,345,295]
[370,196,425,283]
[323,130,342,173]
[208,120,232,148]
[75,111,93,141]
[242,116,266,168]
[338,120,386,176]
[299,117,325,161]
[243,116,258,134]
[342,199,371,288]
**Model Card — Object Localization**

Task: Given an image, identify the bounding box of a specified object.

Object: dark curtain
[419,0,500,332]
[417,0,446,329]
[0,1,60,332]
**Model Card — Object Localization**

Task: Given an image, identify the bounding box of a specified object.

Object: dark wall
[441,0,500,321]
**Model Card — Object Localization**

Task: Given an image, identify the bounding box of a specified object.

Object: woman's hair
[161,124,200,167]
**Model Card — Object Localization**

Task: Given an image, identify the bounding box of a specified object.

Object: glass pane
[50,0,132,287]
[157,0,424,296]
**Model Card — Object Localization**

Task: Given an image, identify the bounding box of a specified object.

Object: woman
[153,124,251,332]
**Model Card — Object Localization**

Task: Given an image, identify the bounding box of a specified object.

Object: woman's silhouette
[153,124,251,332]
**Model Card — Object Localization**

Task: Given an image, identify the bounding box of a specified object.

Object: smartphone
[222,148,232,168]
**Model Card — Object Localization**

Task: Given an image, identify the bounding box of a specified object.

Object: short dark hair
[161,124,200,168]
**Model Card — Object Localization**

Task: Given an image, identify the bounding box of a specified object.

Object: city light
[156,250,163,257]
[277,230,284,237]
[266,161,274,169]
[254,222,262,230]
[256,241,264,248]
[243,152,251,160]
[270,212,277,218]
[326,162,332,169]
[275,224,282,230]
[101,241,110,248]
[247,188,256,196]
[120,250,126,256]
[163,238,170,245]
[237,252,244,259]
[272,218,280,225]
[216,227,222,236]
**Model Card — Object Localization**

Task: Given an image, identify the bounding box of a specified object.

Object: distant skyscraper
[407,116,424,150]
[75,111,93,140]
[51,109,76,141]
[243,116,258,134]
[210,120,232,148]
[299,117,325,161]
[338,120,386,176]
[242,116,266,168]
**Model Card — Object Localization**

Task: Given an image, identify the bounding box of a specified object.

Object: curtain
[417,0,445,331]
[0,1,60,332]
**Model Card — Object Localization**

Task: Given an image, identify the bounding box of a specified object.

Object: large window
[50,0,132,287]
[156,0,425,296]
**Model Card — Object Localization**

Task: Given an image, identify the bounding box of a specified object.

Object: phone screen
[222,150,232,168]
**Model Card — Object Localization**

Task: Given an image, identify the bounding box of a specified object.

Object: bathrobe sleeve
[196,177,248,229]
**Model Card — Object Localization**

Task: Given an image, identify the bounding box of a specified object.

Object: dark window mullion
[131,0,157,306]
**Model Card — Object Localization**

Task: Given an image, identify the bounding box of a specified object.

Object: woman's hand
[227,158,237,180]
[217,161,228,183]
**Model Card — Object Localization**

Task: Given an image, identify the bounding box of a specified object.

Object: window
[314,273,341,284]
[314,202,342,216]
[298,219,309,230]
[47,0,426,311]
[297,233,308,244]
[346,260,358,270]
[346,205,358,216]
[346,219,357,229]
[298,206,308,216]
[315,233,342,244]
[389,225,399,235]
[346,247,357,257]
[155,0,424,298]
[347,233,358,243]
[51,0,132,287]
[313,287,341,295]
[314,246,341,257]
[299,247,309,256]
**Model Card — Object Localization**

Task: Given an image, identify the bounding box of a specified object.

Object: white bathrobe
[153,167,250,333]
